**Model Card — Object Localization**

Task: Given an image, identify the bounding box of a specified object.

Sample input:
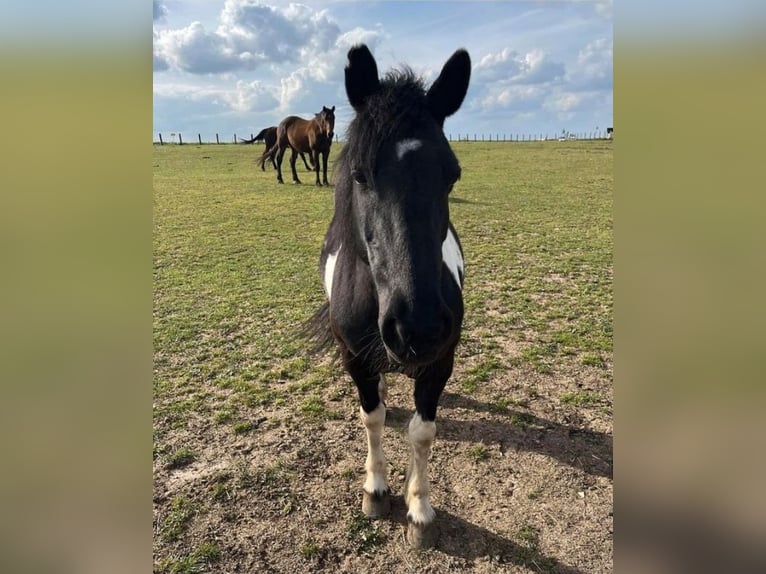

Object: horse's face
[344,45,471,366]
[320,105,335,140]
[352,130,461,365]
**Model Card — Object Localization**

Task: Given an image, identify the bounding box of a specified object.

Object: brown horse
[253,126,313,172]
[274,106,335,186]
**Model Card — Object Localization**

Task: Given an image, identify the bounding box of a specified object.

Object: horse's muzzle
[380,303,453,366]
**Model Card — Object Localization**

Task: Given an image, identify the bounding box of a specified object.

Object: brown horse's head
[318,105,335,140]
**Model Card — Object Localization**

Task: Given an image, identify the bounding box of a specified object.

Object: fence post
[198,134,202,145]
[216,133,220,144]
[178,133,183,145]
[158,133,163,145]
[234,134,236,143]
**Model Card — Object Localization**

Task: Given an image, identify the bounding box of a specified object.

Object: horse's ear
[427,49,471,125]
[345,44,380,111]
[331,105,335,112]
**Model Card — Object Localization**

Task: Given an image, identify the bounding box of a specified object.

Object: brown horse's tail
[253,127,272,142]
[259,140,280,170]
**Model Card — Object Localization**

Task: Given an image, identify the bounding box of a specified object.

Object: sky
[153,0,613,141]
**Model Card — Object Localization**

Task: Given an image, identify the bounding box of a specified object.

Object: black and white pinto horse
[308,44,470,548]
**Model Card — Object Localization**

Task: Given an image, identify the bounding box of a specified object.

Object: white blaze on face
[441,228,463,289]
[324,246,340,299]
[395,138,423,161]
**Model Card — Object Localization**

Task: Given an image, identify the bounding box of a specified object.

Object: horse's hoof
[362,490,390,519]
[407,519,438,549]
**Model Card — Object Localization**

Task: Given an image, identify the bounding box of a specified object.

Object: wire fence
[153,130,613,145]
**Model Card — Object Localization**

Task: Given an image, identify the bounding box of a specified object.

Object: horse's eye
[352,170,367,186]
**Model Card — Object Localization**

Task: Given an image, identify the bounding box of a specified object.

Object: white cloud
[154,79,278,113]
[542,90,606,124]
[471,47,565,114]
[474,47,564,84]
[336,26,385,51]
[152,3,612,139]
[569,37,612,89]
[154,22,242,74]
[224,80,280,112]
[153,28,170,71]
[154,1,348,74]
[276,25,384,110]
[478,84,544,111]
[546,92,583,113]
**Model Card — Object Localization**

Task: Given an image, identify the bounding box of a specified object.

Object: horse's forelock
[341,72,430,179]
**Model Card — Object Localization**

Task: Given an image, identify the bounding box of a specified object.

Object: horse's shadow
[383,495,585,573]
[385,393,612,479]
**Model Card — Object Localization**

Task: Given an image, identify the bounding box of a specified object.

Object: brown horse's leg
[275,142,285,184]
[290,148,301,184]
[322,150,330,186]
[313,149,322,186]
[301,152,312,171]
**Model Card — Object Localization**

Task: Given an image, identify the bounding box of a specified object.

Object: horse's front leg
[322,150,330,186]
[313,149,322,186]
[405,355,453,548]
[346,354,390,518]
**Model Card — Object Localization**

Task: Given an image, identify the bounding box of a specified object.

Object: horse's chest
[322,228,464,302]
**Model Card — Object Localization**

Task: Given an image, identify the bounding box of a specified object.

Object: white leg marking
[323,246,340,299]
[405,413,436,524]
[442,227,464,289]
[396,138,423,161]
[360,403,388,495]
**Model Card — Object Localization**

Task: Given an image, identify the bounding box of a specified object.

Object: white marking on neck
[395,138,423,161]
[441,228,463,289]
[324,246,340,299]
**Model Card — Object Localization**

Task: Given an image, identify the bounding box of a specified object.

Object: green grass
[560,390,602,406]
[154,141,611,432]
[468,444,491,462]
[153,141,612,566]
[300,541,323,559]
[166,447,196,470]
[155,542,221,574]
[160,496,196,542]
[346,510,386,553]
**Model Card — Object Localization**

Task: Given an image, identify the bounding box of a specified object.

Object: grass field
[153,140,613,573]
